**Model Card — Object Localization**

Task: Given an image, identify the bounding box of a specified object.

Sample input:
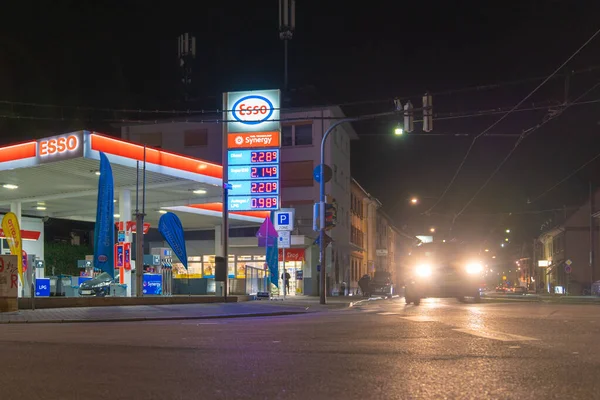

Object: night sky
[2,0,600,251]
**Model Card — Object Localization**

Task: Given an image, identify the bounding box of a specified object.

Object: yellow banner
[2,212,23,285]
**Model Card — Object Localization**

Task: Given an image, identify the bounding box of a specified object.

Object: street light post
[317,107,421,304]
[319,117,360,305]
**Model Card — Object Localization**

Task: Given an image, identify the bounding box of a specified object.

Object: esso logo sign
[39,135,79,157]
[232,95,275,125]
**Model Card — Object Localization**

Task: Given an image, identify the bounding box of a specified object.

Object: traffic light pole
[319,117,359,305]
[318,107,428,304]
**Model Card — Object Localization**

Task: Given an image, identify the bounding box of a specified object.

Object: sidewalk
[261,294,375,309]
[0,301,311,324]
[0,294,389,324]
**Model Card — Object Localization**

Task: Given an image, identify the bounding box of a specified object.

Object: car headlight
[466,262,483,274]
[415,264,432,278]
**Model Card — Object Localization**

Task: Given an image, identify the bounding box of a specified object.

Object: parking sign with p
[274,208,295,231]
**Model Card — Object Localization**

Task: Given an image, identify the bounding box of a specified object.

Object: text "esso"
[232,95,275,125]
[39,135,79,157]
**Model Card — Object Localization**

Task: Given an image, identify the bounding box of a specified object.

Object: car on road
[404,241,484,305]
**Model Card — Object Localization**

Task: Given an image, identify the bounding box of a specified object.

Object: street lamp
[318,110,405,304]
[506,229,511,233]
[430,227,435,233]
[410,197,419,205]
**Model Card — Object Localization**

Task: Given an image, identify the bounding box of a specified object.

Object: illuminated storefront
[278,248,305,295]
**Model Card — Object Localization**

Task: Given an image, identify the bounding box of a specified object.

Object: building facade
[349,179,369,292]
[537,189,600,295]
[120,106,358,296]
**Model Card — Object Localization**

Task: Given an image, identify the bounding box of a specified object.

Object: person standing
[281,271,291,294]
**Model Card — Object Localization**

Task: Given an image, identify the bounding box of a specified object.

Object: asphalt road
[2,298,600,400]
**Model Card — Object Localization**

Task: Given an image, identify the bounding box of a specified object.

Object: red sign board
[227,132,280,149]
[278,248,305,262]
[115,221,151,234]
[124,242,131,271]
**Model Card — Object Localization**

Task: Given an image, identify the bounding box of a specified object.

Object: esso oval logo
[232,95,274,125]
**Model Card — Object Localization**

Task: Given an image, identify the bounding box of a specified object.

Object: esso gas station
[0,129,271,300]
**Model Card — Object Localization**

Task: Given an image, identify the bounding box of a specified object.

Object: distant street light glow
[410,197,418,205]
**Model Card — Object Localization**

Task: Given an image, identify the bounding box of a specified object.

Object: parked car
[369,271,394,298]
[78,273,115,297]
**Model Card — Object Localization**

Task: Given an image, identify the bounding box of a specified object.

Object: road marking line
[508,346,521,349]
[377,312,400,315]
[453,328,539,342]
[399,316,437,322]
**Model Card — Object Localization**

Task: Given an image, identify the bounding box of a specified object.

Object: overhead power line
[423,26,600,216]
[429,206,578,217]
[452,80,600,218]
[2,64,600,117]
[527,148,600,205]
[3,98,600,127]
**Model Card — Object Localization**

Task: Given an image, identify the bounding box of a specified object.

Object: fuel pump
[152,248,173,296]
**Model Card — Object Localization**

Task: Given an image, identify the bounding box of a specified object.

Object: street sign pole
[282,247,286,299]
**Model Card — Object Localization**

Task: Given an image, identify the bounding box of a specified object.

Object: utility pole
[279,0,295,92]
[135,148,147,297]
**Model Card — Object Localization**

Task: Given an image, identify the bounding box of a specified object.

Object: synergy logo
[231,95,275,125]
[227,132,280,149]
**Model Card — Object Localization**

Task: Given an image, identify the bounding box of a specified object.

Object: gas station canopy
[0,131,269,228]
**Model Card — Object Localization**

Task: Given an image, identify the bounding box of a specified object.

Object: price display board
[225,90,281,212]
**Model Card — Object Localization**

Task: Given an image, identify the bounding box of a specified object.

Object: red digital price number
[251,166,278,178]
[251,197,278,209]
[251,182,278,194]
[250,151,278,163]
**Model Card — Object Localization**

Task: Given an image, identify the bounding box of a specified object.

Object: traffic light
[404,100,414,133]
[325,198,337,230]
[422,92,433,132]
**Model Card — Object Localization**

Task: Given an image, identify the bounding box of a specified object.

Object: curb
[0,310,308,325]
[482,296,600,305]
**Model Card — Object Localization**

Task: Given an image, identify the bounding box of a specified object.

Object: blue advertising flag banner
[93,152,115,277]
[158,212,188,269]
[266,212,279,287]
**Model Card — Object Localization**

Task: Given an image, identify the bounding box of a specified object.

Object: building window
[282,125,293,147]
[294,124,313,146]
[281,160,313,187]
[281,123,313,147]
[184,129,208,147]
